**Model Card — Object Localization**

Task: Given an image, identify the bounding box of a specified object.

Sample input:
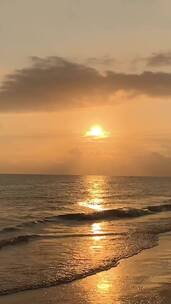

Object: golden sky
[0,0,171,175]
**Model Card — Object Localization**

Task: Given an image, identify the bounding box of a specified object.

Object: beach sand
[1,232,171,304]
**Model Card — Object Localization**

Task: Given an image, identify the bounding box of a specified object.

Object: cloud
[135,152,171,176]
[143,51,171,67]
[47,148,83,174]
[85,55,116,67]
[1,56,171,112]
[45,151,171,176]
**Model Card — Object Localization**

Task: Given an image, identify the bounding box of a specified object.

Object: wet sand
[1,232,171,304]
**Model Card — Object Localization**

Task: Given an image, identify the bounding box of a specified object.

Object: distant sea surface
[0,175,171,296]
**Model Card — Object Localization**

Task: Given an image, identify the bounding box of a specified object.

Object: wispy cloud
[145,51,171,67]
[134,51,171,68]
[1,56,171,112]
[85,55,116,67]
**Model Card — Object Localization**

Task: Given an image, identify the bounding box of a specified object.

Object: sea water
[0,175,171,296]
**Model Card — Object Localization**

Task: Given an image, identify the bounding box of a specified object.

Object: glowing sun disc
[85,125,110,139]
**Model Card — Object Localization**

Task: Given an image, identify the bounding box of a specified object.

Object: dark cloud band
[0,56,171,112]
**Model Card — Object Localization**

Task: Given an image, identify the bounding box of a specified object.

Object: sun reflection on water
[91,222,104,241]
[92,222,102,233]
[78,176,107,211]
[79,199,104,211]
[97,277,112,294]
[74,176,132,304]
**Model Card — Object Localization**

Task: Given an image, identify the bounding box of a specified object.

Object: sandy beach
[1,231,170,304]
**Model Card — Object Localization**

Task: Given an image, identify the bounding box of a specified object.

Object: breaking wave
[0,200,171,235]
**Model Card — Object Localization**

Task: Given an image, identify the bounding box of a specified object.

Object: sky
[0,0,171,175]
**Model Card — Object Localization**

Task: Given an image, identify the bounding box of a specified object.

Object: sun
[85,125,110,139]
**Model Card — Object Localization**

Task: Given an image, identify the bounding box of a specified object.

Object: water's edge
[1,229,170,297]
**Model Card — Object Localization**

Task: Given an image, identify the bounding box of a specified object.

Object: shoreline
[0,231,171,304]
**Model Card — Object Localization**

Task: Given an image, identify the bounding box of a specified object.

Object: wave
[0,204,171,296]
[0,218,46,234]
[0,232,158,296]
[0,232,127,250]
[0,200,171,235]
[0,226,19,233]
[0,234,38,250]
[58,201,171,222]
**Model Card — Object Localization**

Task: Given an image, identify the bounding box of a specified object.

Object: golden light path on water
[78,176,107,240]
[78,199,104,211]
[77,176,113,299]
[76,176,125,303]
[78,175,107,211]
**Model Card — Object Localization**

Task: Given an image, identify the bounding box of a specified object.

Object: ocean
[0,174,171,297]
